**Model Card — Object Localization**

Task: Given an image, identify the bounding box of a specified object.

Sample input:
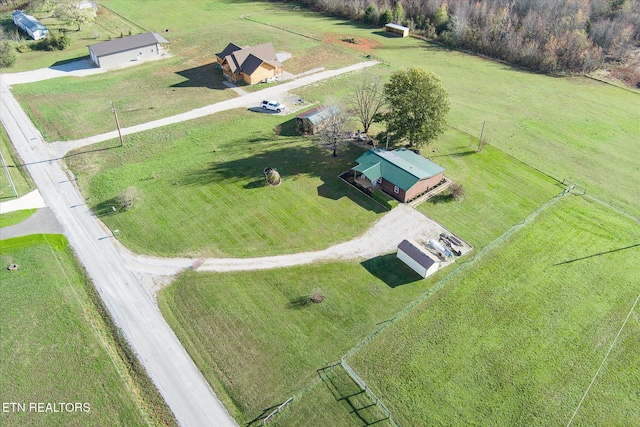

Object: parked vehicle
[261,100,284,112]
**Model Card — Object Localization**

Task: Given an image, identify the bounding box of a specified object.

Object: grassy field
[10,1,362,141]
[291,32,640,218]
[0,6,141,72]
[0,234,177,426]
[65,109,385,257]
[158,257,440,425]
[0,209,36,228]
[418,128,561,249]
[0,126,34,200]
[347,196,640,426]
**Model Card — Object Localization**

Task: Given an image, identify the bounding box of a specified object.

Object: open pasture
[159,255,437,425]
[349,196,640,426]
[0,234,175,426]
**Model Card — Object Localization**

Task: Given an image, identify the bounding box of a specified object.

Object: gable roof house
[88,32,169,68]
[295,105,334,135]
[215,42,283,85]
[12,10,48,40]
[351,148,445,202]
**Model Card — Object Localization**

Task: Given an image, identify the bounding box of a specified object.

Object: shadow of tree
[427,193,454,204]
[286,296,312,310]
[172,63,228,90]
[361,254,423,288]
[92,197,119,217]
[179,144,387,213]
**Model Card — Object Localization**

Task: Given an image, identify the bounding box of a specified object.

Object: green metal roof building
[351,148,445,202]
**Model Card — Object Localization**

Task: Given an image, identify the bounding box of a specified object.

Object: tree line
[291,0,640,74]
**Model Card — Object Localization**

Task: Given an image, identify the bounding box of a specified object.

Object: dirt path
[123,204,472,296]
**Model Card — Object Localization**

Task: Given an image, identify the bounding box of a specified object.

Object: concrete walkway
[0,208,64,239]
[0,189,46,214]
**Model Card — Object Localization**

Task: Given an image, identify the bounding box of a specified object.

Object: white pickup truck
[260,100,285,112]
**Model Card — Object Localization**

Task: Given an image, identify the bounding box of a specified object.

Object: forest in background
[295,0,640,75]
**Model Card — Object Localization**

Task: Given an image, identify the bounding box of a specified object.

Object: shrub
[363,4,378,26]
[378,9,393,27]
[37,30,71,51]
[310,289,324,303]
[449,183,465,201]
[116,187,140,210]
[0,41,17,68]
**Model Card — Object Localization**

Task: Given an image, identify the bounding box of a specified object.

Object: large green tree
[383,68,450,147]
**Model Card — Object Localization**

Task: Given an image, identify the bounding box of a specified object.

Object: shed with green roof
[351,148,445,202]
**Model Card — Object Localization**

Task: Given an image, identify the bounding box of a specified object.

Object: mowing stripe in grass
[342,191,566,362]
[34,226,151,425]
[277,191,566,423]
[566,286,640,426]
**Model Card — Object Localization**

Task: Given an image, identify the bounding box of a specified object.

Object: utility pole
[478,121,485,152]
[112,101,124,147]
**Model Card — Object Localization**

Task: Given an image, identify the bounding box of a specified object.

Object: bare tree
[55,0,95,31]
[349,75,386,135]
[316,96,350,157]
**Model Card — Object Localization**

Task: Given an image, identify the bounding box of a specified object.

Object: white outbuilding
[397,239,440,278]
[12,10,48,41]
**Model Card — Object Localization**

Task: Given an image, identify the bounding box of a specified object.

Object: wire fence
[262,396,294,425]
[242,15,321,41]
[340,357,399,426]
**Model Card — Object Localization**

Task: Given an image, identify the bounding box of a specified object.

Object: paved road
[0,189,46,214]
[0,80,237,427]
[0,208,64,239]
[0,59,378,427]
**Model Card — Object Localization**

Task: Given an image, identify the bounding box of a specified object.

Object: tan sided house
[216,42,283,84]
[88,32,169,68]
[351,148,445,203]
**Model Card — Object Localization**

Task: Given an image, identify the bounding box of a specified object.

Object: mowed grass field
[10,0,362,141]
[0,209,36,228]
[0,126,34,200]
[158,256,438,425]
[347,196,640,426]
[418,128,561,249]
[66,109,385,257]
[0,234,176,426]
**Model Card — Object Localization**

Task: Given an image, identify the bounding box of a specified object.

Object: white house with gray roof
[88,32,169,68]
[12,10,48,40]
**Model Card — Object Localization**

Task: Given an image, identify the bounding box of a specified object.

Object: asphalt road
[0,59,378,427]
[0,79,237,427]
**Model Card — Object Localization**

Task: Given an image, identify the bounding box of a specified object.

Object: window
[394,186,399,194]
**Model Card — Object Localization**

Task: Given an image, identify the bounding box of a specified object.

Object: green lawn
[158,256,439,425]
[0,126,34,200]
[0,234,176,426]
[295,36,639,218]
[0,6,141,72]
[418,128,561,249]
[10,1,363,141]
[348,196,640,426]
[0,209,36,228]
[65,109,386,257]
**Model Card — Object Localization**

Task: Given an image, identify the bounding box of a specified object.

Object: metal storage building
[88,32,169,68]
